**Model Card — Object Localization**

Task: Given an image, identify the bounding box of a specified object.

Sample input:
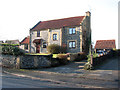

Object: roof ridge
[31,15,85,30]
[97,39,115,41]
[41,16,85,22]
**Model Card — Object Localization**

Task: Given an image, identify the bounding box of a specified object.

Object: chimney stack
[86,11,91,17]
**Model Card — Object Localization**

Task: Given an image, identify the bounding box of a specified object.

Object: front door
[36,44,40,53]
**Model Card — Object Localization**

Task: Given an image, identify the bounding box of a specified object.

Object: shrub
[68,53,78,61]
[47,44,60,54]
[47,44,67,54]
[75,52,87,61]
[57,54,68,65]
[1,46,25,56]
[60,46,67,53]
[87,52,98,62]
[1,43,19,46]
[0,46,2,53]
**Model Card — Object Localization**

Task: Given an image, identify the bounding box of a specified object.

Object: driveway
[2,57,119,88]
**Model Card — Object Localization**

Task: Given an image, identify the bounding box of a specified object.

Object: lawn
[25,53,67,58]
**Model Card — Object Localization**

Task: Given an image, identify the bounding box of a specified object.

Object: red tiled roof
[31,16,85,30]
[20,36,30,44]
[95,40,116,49]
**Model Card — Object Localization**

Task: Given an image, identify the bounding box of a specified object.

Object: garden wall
[1,54,52,69]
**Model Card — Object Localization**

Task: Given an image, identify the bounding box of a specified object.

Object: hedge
[0,43,19,46]
[1,45,25,56]
[47,44,67,54]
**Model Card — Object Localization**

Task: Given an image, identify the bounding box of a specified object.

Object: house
[29,11,91,54]
[5,40,19,45]
[94,40,116,52]
[20,36,30,52]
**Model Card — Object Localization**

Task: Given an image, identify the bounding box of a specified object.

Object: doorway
[36,44,40,53]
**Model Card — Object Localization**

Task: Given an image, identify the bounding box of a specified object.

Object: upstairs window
[69,28,76,34]
[53,34,57,41]
[37,31,40,37]
[69,41,76,48]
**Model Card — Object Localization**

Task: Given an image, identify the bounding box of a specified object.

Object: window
[53,34,57,40]
[43,42,47,48]
[69,41,76,48]
[37,31,40,37]
[25,44,28,50]
[69,28,76,34]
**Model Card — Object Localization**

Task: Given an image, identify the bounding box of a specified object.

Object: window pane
[37,31,40,37]
[55,34,57,40]
[73,42,76,47]
[69,28,72,34]
[69,42,72,48]
[73,28,76,34]
[53,34,57,40]
[43,42,47,48]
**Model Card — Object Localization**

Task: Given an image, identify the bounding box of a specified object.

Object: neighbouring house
[94,40,116,52]
[5,40,19,45]
[29,11,91,54]
[20,36,30,52]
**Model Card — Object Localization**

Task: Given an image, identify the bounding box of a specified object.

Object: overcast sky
[0,0,119,48]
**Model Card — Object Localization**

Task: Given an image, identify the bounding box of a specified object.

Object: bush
[0,46,2,53]
[87,52,98,62]
[75,52,87,61]
[47,44,60,54]
[47,44,67,54]
[1,43,19,46]
[1,46,25,56]
[68,53,78,61]
[60,46,67,53]
[57,54,69,65]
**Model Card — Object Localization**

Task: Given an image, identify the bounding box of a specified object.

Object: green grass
[53,54,67,58]
[25,53,50,55]
[52,54,58,58]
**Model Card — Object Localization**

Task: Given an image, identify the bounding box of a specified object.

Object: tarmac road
[2,57,120,88]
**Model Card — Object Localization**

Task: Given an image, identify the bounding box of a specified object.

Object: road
[2,57,119,88]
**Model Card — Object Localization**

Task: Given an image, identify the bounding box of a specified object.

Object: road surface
[2,57,119,88]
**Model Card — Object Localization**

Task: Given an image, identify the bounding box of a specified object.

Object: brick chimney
[86,11,91,17]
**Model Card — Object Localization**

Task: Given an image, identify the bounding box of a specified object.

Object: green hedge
[1,46,25,56]
[75,52,87,61]
[47,44,67,54]
[57,54,69,65]
[0,43,19,46]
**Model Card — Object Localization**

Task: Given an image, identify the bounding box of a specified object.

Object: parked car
[96,50,105,56]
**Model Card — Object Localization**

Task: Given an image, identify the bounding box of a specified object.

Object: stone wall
[62,27,81,53]
[1,54,52,69]
[49,29,61,46]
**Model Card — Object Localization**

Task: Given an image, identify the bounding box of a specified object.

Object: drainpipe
[29,29,32,53]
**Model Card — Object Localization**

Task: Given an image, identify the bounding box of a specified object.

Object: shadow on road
[95,57,120,71]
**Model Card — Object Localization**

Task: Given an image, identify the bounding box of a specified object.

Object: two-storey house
[29,11,91,54]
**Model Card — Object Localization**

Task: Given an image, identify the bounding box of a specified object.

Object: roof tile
[95,40,116,49]
[20,36,30,44]
[31,16,85,30]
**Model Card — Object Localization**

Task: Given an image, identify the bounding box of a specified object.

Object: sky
[0,0,119,48]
